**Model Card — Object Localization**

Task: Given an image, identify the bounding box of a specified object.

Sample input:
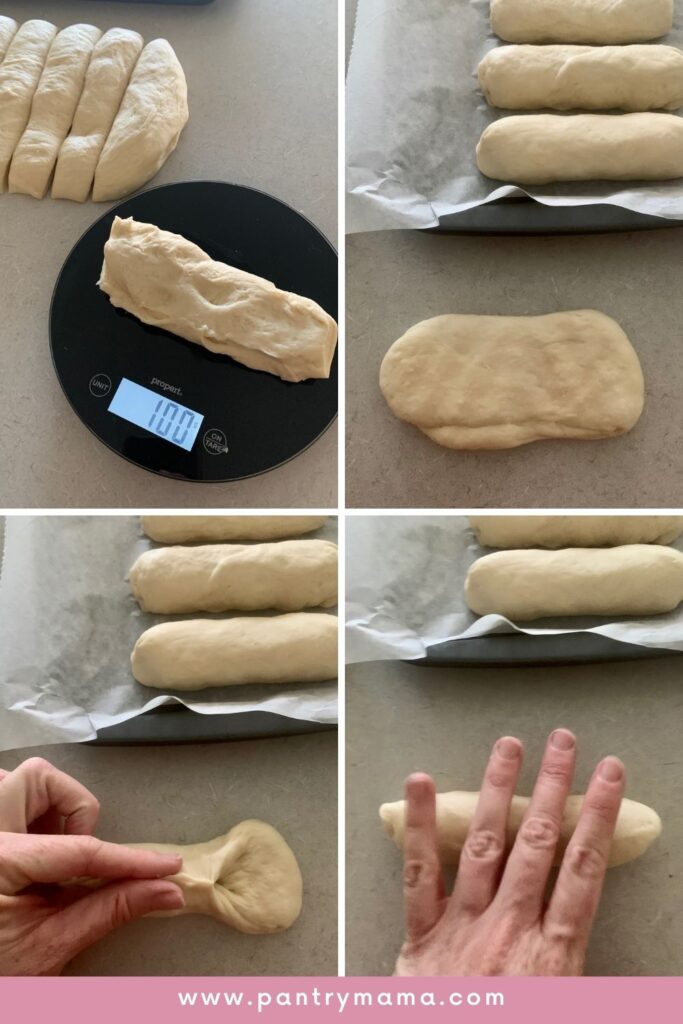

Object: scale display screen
[108,378,204,452]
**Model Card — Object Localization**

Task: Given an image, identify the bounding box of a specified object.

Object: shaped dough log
[99,217,338,381]
[478,45,683,112]
[130,539,338,613]
[52,28,144,202]
[0,20,57,193]
[469,515,683,549]
[131,613,338,689]
[9,24,102,199]
[141,515,328,544]
[465,545,683,620]
[379,311,644,450]
[490,0,673,44]
[0,16,18,62]
[380,792,662,868]
[92,39,188,201]
[477,113,683,184]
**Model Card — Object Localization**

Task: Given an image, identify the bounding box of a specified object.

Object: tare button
[203,428,229,455]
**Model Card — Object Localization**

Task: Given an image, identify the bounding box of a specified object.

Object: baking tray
[435,198,683,235]
[92,706,336,745]
[412,633,683,667]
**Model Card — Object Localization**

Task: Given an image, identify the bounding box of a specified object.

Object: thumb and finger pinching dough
[490,0,673,45]
[140,515,328,544]
[469,516,683,549]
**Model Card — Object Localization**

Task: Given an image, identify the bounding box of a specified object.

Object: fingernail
[599,757,624,782]
[153,883,185,910]
[496,737,520,760]
[550,729,575,751]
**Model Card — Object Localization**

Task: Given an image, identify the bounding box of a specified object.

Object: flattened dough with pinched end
[469,515,683,550]
[477,113,683,185]
[478,45,683,112]
[490,0,673,45]
[465,545,683,620]
[141,515,328,544]
[93,39,188,201]
[0,20,57,192]
[379,311,644,450]
[52,28,144,202]
[0,16,18,62]
[9,23,103,199]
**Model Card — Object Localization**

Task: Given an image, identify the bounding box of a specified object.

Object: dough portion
[379,311,644,450]
[141,515,328,544]
[469,515,683,549]
[490,0,673,45]
[465,545,683,620]
[477,113,683,184]
[99,217,338,382]
[9,23,102,199]
[380,791,662,868]
[129,539,338,613]
[0,20,57,193]
[0,16,18,61]
[478,45,683,112]
[131,613,338,689]
[92,39,188,202]
[52,28,144,202]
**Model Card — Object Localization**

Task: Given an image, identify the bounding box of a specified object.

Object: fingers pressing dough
[92,39,188,202]
[141,515,328,544]
[9,24,102,199]
[0,20,58,193]
[490,0,673,45]
[477,114,683,184]
[380,791,662,868]
[131,613,338,689]
[0,16,18,62]
[379,311,644,450]
[130,540,338,614]
[465,545,683,620]
[469,516,683,549]
[52,28,144,202]
[478,45,683,112]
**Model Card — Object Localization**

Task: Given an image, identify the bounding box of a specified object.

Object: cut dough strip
[0,16,18,62]
[380,791,662,867]
[469,515,683,549]
[9,23,102,199]
[141,515,328,544]
[490,0,673,45]
[129,539,338,613]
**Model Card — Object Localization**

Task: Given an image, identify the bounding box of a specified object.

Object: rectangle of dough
[490,0,673,45]
[129,540,338,613]
[141,515,328,544]
[477,113,683,184]
[469,516,683,549]
[465,546,683,620]
[131,613,338,689]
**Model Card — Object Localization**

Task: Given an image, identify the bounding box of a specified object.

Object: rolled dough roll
[465,545,683,619]
[99,217,338,381]
[380,791,662,868]
[0,16,18,62]
[131,613,338,689]
[141,515,328,544]
[379,311,644,450]
[0,20,57,193]
[129,539,338,613]
[477,113,683,184]
[490,0,673,45]
[478,45,683,112]
[9,23,103,199]
[52,28,144,202]
[92,39,188,201]
[469,516,683,549]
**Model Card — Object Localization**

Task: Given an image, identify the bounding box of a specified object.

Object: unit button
[89,373,112,397]
[203,428,229,455]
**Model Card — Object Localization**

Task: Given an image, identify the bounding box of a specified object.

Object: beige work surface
[0,731,337,975]
[0,0,337,508]
[346,228,683,508]
[346,660,682,976]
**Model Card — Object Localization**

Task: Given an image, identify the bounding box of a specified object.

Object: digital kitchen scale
[50,180,338,482]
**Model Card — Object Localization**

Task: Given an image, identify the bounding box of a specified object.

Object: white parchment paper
[0,517,338,752]
[346,0,683,232]
[346,516,683,663]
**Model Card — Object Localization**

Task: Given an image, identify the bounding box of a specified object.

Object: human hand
[396,729,625,976]
[0,757,184,975]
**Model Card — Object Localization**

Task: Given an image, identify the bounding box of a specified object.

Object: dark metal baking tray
[435,197,683,235]
[411,633,683,667]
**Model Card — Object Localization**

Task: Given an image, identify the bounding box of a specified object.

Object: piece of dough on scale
[141,515,328,544]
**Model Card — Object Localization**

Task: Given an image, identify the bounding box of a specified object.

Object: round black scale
[50,181,338,482]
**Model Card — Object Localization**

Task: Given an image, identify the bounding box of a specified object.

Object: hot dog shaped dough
[380,791,662,868]
[379,311,644,450]
[469,516,683,549]
[476,113,683,184]
[129,540,338,614]
[131,613,338,689]
[141,515,328,544]
[490,0,673,45]
[465,545,683,620]
[0,16,18,62]
[478,45,683,112]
